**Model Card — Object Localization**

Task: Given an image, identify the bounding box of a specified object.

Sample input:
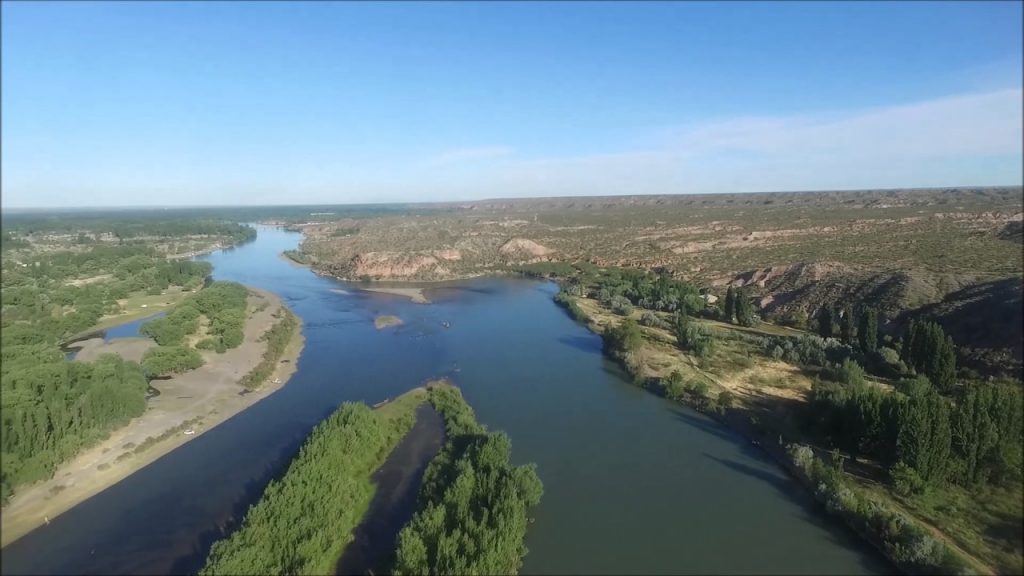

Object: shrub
[639,311,666,329]
[890,462,926,496]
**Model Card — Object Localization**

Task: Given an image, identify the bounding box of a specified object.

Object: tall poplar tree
[858,307,878,354]
[723,286,736,324]
[817,307,834,339]
[840,305,856,344]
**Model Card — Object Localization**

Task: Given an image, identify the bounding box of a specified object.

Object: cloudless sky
[2,1,1022,207]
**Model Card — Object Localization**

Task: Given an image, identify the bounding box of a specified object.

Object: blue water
[102,312,166,341]
[1,226,890,575]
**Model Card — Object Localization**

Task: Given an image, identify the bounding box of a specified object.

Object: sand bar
[359,286,430,304]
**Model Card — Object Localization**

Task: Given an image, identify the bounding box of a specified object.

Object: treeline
[587,267,706,316]
[787,445,974,575]
[201,400,419,575]
[766,307,1023,503]
[0,353,147,502]
[3,218,255,244]
[238,308,299,389]
[392,387,543,575]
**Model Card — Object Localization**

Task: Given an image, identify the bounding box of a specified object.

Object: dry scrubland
[293,187,1022,372]
[298,187,1021,295]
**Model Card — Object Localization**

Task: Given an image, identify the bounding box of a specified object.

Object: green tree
[858,307,878,354]
[723,286,736,324]
[897,386,951,487]
[840,305,856,344]
[734,289,757,327]
[603,319,642,357]
[817,307,834,339]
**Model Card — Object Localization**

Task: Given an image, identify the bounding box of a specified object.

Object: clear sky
[2,1,1021,207]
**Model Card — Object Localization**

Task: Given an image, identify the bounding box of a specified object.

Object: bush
[714,390,735,414]
[890,462,926,496]
[609,295,634,316]
[832,358,866,387]
[639,311,666,329]
[141,346,203,377]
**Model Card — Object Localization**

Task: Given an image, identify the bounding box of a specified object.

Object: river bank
[555,288,989,575]
[0,288,305,548]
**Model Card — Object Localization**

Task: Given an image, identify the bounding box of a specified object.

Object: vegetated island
[0,281,304,547]
[200,381,543,576]
[375,315,403,329]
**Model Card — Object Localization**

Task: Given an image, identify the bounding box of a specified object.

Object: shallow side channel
[335,403,446,576]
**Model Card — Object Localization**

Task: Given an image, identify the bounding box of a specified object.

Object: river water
[1,226,889,575]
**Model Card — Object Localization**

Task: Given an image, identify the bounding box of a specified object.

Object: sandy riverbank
[0,288,305,548]
[279,251,310,267]
[359,286,430,304]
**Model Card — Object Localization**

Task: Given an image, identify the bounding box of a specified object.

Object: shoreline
[279,251,310,267]
[559,289,987,575]
[0,288,306,549]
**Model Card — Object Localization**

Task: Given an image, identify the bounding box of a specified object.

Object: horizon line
[2,183,1021,212]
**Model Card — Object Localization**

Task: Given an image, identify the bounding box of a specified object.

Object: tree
[817,307,834,339]
[603,319,642,357]
[840,305,856,344]
[734,289,757,327]
[952,384,999,485]
[723,286,736,324]
[897,386,951,487]
[673,313,714,358]
[858,307,878,354]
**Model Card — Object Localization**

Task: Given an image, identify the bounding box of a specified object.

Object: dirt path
[0,288,305,548]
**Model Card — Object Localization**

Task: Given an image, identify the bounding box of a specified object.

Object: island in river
[0,287,305,548]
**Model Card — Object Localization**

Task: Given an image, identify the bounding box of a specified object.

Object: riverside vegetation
[0,220,255,502]
[201,384,542,576]
[550,263,1022,575]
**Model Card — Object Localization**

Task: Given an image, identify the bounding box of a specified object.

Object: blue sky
[2,1,1021,207]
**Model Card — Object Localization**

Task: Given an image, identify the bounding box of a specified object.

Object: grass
[897,481,1022,575]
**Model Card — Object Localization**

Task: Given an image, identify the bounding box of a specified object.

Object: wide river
[1,226,890,575]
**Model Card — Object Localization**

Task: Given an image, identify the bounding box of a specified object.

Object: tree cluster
[0,354,147,501]
[723,286,757,327]
[393,387,543,575]
[901,319,957,393]
[201,401,418,575]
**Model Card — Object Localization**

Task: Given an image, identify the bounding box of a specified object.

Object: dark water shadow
[701,452,898,573]
[557,335,602,354]
[667,406,746,445]
[335,404,446,576]
[167,434,309,575]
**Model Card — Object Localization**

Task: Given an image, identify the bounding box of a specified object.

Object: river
[0,225,890,575]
